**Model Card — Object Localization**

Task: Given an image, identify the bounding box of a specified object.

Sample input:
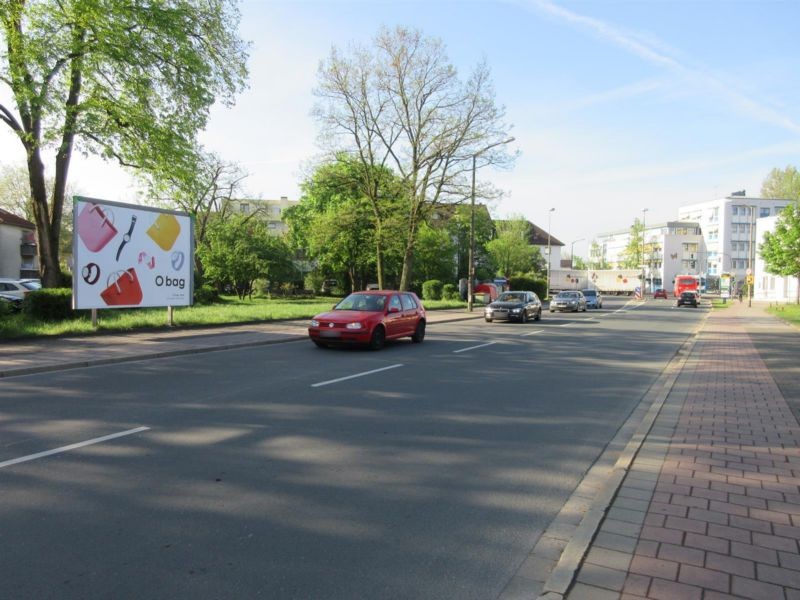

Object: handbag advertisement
[72,197,194,309]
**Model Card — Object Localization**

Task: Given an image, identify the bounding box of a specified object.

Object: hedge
[442,283,459,300]
[22,288,74,321]
[508,276,547,299]
[421,279,443,301]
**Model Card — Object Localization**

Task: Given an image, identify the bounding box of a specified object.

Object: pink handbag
[77,203,118,252]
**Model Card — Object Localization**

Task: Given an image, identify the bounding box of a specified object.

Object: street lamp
[570,238,585,269]
[546,208,555,298]
[641,208,649,297]
[467,136,515,312]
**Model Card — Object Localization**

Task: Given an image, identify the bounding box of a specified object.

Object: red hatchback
[653,289,668,299]
[308,291,426,350]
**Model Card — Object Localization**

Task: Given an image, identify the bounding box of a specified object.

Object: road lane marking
[522,329,545,337]
[560,322,575,327]
[453,342,497,354]
[311,364,404,387]
[0,427,150,470]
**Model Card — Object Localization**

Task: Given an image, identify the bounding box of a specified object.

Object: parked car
[308,290,426,350]
[581,289,603,309]
[0,278,38,299]
[676,291,699,308]
[653,289,668,299]
[550,290,587,312]
[0,292,23,312]
[484,291,542,323]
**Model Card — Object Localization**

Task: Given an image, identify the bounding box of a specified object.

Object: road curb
[0,313,481,379]
[517,311,711,600]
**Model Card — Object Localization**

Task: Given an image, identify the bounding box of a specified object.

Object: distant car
[484,291,542,323]
[0,292,23,312]
[308,290,426,350]
[677,291,699,308]
[581,289,603,309]
[320,279,339,294]
[653,289,668,299]
[0,278,37,299]
[18,278,41,289]
[550,290,587,312]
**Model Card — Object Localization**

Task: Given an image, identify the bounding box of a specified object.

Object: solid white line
[0,426,150,470]
[311,364,404,387]
[522,329,545,337]
[453,341,497,354]
[560,322,575,327]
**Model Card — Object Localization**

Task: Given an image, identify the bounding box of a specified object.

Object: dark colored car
[581,289,603,309]
[550,290,587,312]
[653,289,668,299]
[484,291,542,323]
[0,292,23,312]
[677,291,699,307]
[308,291,426,350]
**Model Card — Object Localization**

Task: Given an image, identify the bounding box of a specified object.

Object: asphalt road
[0,298,705,600]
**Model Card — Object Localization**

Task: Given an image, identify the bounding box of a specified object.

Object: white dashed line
[522,329,545,337]
[453,342,497,354]
[311,364,404,387]
[0,427,150,470]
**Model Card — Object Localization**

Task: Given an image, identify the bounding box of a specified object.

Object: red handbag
[77,203,118,252]
[100,268,143,306]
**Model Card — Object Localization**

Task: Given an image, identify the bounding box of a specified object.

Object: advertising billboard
[72,197,194,309]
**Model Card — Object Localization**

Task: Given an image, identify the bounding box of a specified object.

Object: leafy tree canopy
[760,201,800,304]
[761,166,800,200]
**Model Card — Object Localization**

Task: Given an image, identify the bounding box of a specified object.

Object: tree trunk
[27,150,61,287]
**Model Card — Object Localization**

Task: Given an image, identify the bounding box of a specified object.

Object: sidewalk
[0,308,483,378]
[555,302,800,600]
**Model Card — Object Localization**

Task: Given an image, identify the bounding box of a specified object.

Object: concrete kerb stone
[532,311,710,600]
[0,310,483,379]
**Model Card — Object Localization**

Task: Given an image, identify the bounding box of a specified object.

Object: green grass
[0,295,468,339]
[710,298,732,309]
[767,302,800,327]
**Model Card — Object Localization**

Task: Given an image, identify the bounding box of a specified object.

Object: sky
[2,0,799,258]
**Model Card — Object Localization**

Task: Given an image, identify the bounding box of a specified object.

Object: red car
[308,290,426,350]
[653,289,668,299]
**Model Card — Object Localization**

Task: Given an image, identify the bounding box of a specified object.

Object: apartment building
[677,192,792,283]
[593,221,704,293]
[0,208,38,279]
[754,215,799,302]
[233,196,298,235]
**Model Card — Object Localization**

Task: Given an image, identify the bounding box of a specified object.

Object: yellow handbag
[146,213,181,251]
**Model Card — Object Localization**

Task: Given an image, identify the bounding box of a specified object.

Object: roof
[0,208,35,230]
[494,220,565,246]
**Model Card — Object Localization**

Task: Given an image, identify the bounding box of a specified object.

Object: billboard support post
[91,308,98,328]
[167,306,174,327]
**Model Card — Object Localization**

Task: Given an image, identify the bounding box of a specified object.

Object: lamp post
[641,208,649,297]
[467,136,515,312]
[570,238,585,269]
[546,208,555,298]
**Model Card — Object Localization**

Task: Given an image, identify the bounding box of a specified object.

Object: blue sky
[2,0,799,256]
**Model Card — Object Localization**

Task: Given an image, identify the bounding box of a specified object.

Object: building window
[760,207,770,217]
[240,203,249,214]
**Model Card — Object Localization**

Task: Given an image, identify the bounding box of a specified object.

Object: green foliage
[508,276,547,298]
[412,223,457,286]
[193,285,219,305]
[760,201,800,303]
[22,288,73,320]
[761,166,800,200]
[442,283,459,300]
[422,279,443,301]
[486,218,537,276]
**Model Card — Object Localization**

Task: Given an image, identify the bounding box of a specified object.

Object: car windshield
[335,293,386,312]
[582,290,596,297]
[557,292,578,299]
[498,292,525,302]
[20,281,40,290]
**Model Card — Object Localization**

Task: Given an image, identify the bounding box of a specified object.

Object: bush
[508,276,547,299]
[194,284,220,305]
[22,288,73,321]
[421,279,443,301]
[442,283,459,300]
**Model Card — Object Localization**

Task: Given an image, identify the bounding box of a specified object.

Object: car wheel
[534,309,541,321]
[550,309,554,313]
[313,341,328,349]
[485,317,492,322]
[369,326,386,350]
[411,320,426,343]
[520,311,528,324]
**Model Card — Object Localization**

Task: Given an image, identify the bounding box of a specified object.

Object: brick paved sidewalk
[565,304,800,600]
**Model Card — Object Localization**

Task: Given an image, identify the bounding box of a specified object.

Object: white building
[233,196,298,235]
[0,208,38,279]
[678,192,792,284]
[593,221,704,294]
[754,215,799,303]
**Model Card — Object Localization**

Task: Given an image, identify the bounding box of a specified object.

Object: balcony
[20,242,37,257]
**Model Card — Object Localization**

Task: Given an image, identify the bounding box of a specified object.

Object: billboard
[72,197,194,309]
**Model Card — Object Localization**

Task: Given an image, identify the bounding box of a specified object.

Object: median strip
[311,364,404,387]
[0,426,150,470]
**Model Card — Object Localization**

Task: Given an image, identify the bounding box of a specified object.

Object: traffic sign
[746,275,754,285]
[746,268,752,275]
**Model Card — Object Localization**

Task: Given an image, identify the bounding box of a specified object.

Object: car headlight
[511,308,521,313]
[310,319,319,327]
[346,322,363,330]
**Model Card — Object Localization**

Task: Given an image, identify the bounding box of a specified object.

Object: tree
[139,150,249,283]
[620,219,644,269]
[1,0,248,287]
[760,201,800,304]
[486,218,537,277]
[0,164,33,220]
[761,166,800,200]
[314,26,514,291]
[572,256,588,270]
[589,240,610,270]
